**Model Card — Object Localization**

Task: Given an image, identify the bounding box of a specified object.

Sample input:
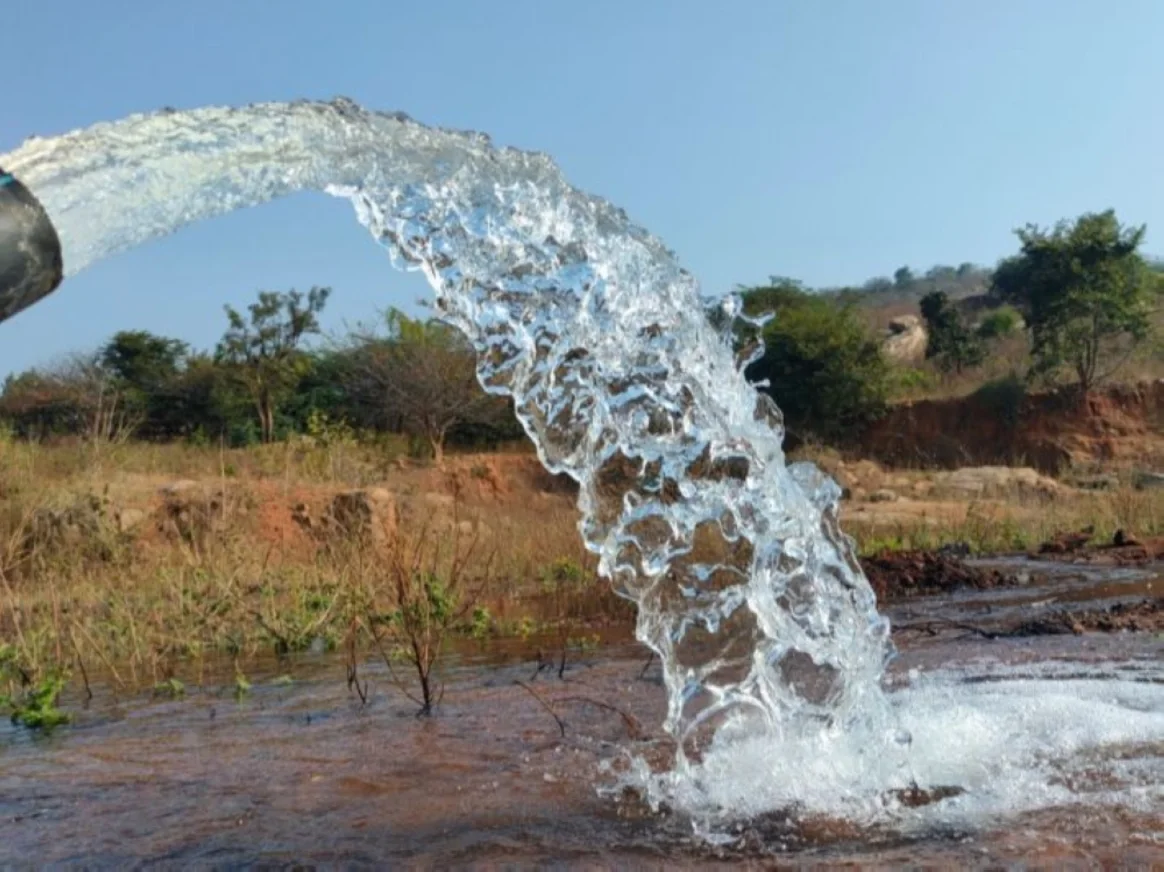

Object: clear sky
[2,0,1162,375]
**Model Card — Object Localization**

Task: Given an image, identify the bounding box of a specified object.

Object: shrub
[741,285,892,444]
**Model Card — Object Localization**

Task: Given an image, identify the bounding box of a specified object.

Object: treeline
[818,262,994,306]
[3,209,1161,455]
[0,288,521,460]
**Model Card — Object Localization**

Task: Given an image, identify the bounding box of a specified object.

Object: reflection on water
[2,564,1162,867]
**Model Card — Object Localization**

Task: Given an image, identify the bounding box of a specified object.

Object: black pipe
[0,167,63,325]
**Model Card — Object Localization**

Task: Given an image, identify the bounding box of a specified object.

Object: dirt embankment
[858,380,1164,474]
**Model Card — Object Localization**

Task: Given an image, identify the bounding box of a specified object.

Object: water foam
[4,98,1162,832]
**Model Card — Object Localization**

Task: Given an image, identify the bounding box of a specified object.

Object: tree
[991,210,1163,400]
[862,276,894,295]
[741,284,891,444]
[346,308,501,465]
[100,330,190,439]
[100,330,188,388]
[0,354,138,446]
[215,287,331,443]
[919,290,985,374]
[893,266,915,289]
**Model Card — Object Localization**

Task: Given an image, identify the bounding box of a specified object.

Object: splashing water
[4,98,1161,833]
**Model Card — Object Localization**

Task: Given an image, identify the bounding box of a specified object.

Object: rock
[848,460,885,489]
[1133,471,1164,490]
[887,314,921,334]
[159,479,201,496]
[868,488,899,503]
[1010,599,1164,636]
[20,493,116,564]
[881,316,928,364]
[1038,527,1095,555]
[936,541,971,559]
[1071,473,1120,491]
[860,549,1020,600]
[116,507,147,533]
[329,488,398,544]
[420,492,456,512]
[157,484,240,546]
[929,466,1064,500]
[910,480,934,498]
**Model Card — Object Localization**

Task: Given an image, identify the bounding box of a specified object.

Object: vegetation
[216,287,331,444]
[3,207,1160,456]
[991,210,1164,400]
[344,308,505,466]
[2,205,1164,728]
[1,288,519,459]
[741,279,892,444]
[919,290,985,374]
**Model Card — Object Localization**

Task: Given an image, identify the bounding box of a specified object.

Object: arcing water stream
[1,98,1161,840]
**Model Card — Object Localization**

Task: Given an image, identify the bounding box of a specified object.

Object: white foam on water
[626,658,1164,835]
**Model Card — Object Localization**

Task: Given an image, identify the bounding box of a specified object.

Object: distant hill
[820,263,994,308]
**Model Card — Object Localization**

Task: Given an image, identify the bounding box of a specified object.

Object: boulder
[116,507,147,534]
[329,488,398,544]
[1133,471,1164,491]
[881,315,928,364]
[929,466,1064,500]
[157,482,238,546]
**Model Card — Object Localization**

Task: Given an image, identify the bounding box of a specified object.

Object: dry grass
[2,432,1160,719]
[846,486,1164,556]
[0,434,617,715]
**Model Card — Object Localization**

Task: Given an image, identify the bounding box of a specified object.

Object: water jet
[1,99,1161,838]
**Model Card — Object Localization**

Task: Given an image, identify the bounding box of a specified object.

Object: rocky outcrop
[881,315,928,364]
[292,487,398,550]
[927,466,1065,500]
[157,481,244,548]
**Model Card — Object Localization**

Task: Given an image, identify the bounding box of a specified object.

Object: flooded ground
[2,561,1163,868]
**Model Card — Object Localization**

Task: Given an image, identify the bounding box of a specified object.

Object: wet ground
[2,561,1163,868]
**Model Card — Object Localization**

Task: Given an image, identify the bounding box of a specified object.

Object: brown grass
[0,434,615,711]
[2,432,1159,715]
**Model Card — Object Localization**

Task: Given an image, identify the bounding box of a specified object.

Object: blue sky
[2,0,1162,374]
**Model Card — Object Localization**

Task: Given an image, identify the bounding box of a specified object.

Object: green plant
[467,606,493,640]
[216,287,331,443]
[992,209,1164,399]
[1,670,71,731]
[233,666,252,700]
[361,524,494,715]
[153,677,186,698]
[920,290,986,374]
[976,306,1022,339]
[740,283,892,444]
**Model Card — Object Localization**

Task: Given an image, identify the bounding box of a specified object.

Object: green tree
[893,266,915,289]
[975,306,1022,340]
[991,210,1162,400]
[215,287,331,443]
[346,308,500,464]
[741,284,891,444]
[919,290,985,374]
[99,330,190,439]
[100,330,188,388]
